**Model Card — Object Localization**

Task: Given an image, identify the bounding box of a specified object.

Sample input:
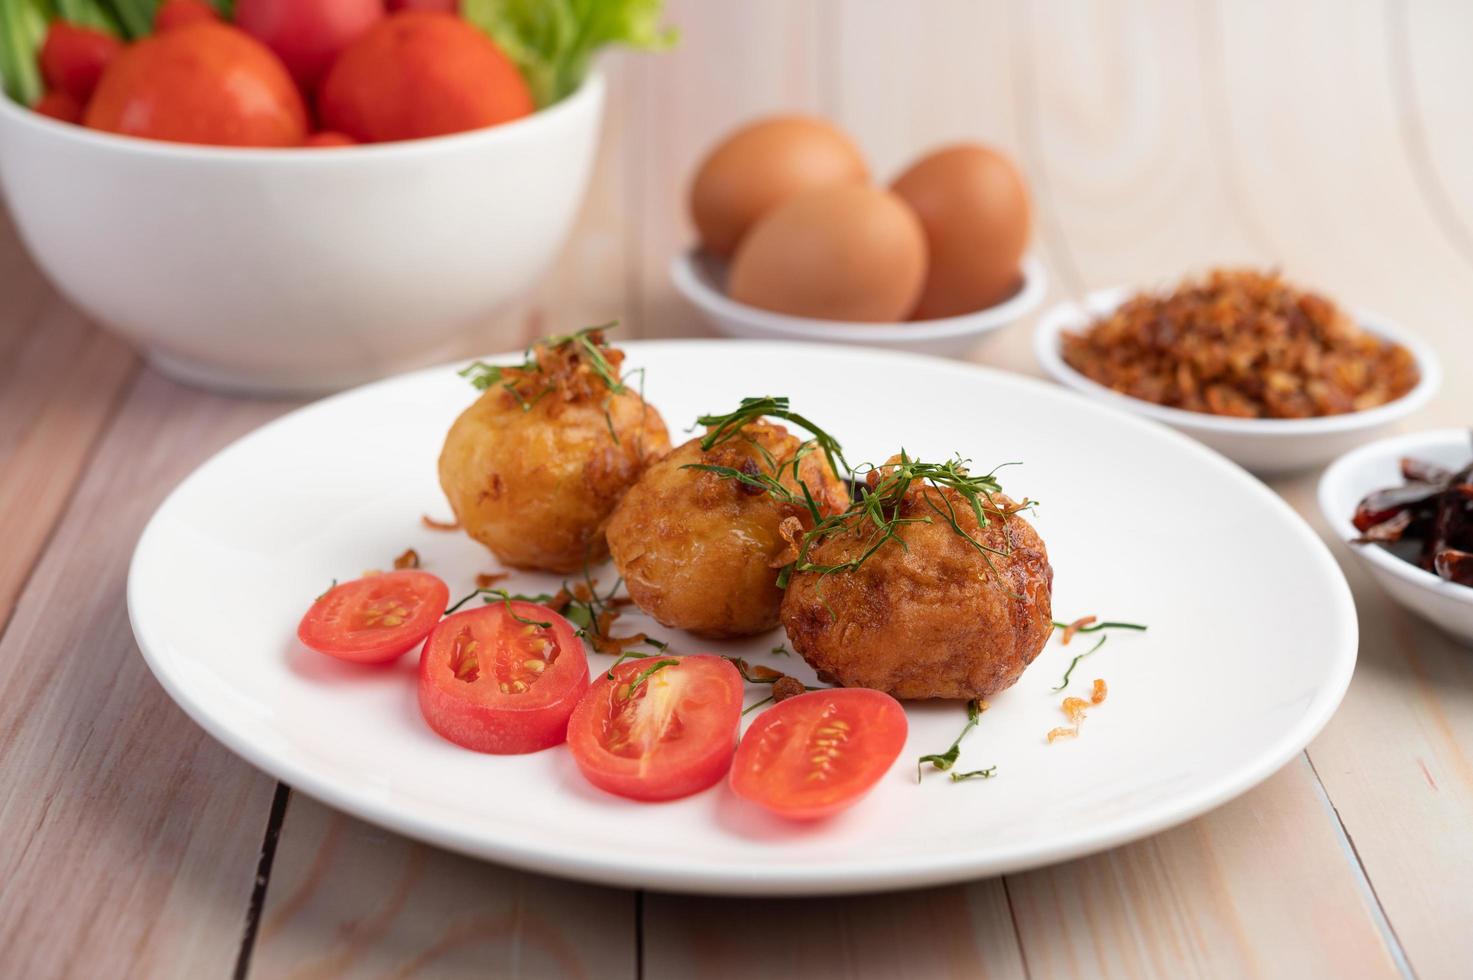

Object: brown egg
[891,143,1031,319]
[728,185,928,322]
[689,115,869,259]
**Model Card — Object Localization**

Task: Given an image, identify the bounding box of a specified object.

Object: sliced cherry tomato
[729,689,908,820]
[567,655,743,802]
[297,569,448,664]
[418,602,588,754]
[40,21,123,104]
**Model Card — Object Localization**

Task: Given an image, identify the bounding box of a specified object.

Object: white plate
[129,341,1357,895]
[1033,288,1441,475]
[673,250,1047,357]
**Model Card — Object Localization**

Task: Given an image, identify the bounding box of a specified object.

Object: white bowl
[0,73,605,395]
[671,250,1046,357]
[1033,287,1442,475]
[1319,428,1473,647]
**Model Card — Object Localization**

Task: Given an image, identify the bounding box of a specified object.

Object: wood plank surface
[4,1,1473,977]
[0,215,137,629]
[249,796,636,980]
[0,372,289,979]
[642,882,1025,980]
[1204,3,1473,977]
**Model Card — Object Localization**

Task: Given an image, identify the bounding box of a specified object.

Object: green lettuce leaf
[0,0,50,106]
[464,0,676,107]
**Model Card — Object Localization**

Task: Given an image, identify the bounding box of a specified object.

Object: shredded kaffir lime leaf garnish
[918,698,987,780]
[692,396,847,479]
[742,694,775,715]
[782,451,1029,590]
[314,578,338,602]
[1053,634,1108,692]
[457,323,645,445]
[620,658,678,700]
[950,767,997,783]
[443,587,553,628]
[1051,619,1149,637]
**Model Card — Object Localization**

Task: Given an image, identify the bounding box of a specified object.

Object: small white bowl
[0,73,605,395]
[671,250,1046,357]
[1034,287,1442,474]
[1319,428,1473,647]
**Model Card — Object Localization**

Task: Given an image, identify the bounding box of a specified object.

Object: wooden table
[4,2,1472,976]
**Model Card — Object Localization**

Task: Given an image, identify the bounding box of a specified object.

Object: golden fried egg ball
[781,476,1052,700]
[606,420,849,639]
[439,333,670,573]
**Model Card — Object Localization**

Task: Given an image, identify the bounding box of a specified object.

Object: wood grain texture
[0,214,137,629]
[1206,3,1473,976]
[627,0,827,338]
[249,795,635,980]
[0,372,290,979]
[999,3,1410,975]
[643,882,1025,980]
[1005,758,1401,980]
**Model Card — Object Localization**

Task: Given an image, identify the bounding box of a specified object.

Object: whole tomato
[34,90,82,124]
[155,0,220,31]
[40,22,123,103]
[303,130,357,147]
[85,23,308,147]
[234,0,385,92]
[319,11,532,143]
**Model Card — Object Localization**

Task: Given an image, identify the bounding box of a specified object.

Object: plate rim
[127,338,1360,895]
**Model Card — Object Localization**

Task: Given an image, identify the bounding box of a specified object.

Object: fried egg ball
[780,478,1052,700]
[606,420,849,639]
[438,334,670,573]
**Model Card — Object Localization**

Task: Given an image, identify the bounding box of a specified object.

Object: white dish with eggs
[678,118,1037,353]
[674,250,1046,356]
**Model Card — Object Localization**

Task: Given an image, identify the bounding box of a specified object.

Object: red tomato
[155,0,220,31]
[319,11,532,144]
[729,689,908,820]
[418,602,588,754]
[39,22,123,104]
[85,23,308,147]
[388,0,457,10]
[298,570,449,663]
[304,130,357,147]
[34,90,82,123]
[234,0,384,92]
[567,655,744,802]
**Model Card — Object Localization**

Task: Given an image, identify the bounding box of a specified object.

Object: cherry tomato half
[418,602,588,754]
[297,569,448,664]
[567,655,743,802]
[729,689,908,820]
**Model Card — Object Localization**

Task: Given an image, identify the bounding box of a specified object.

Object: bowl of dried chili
[1319,428,1473,647]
